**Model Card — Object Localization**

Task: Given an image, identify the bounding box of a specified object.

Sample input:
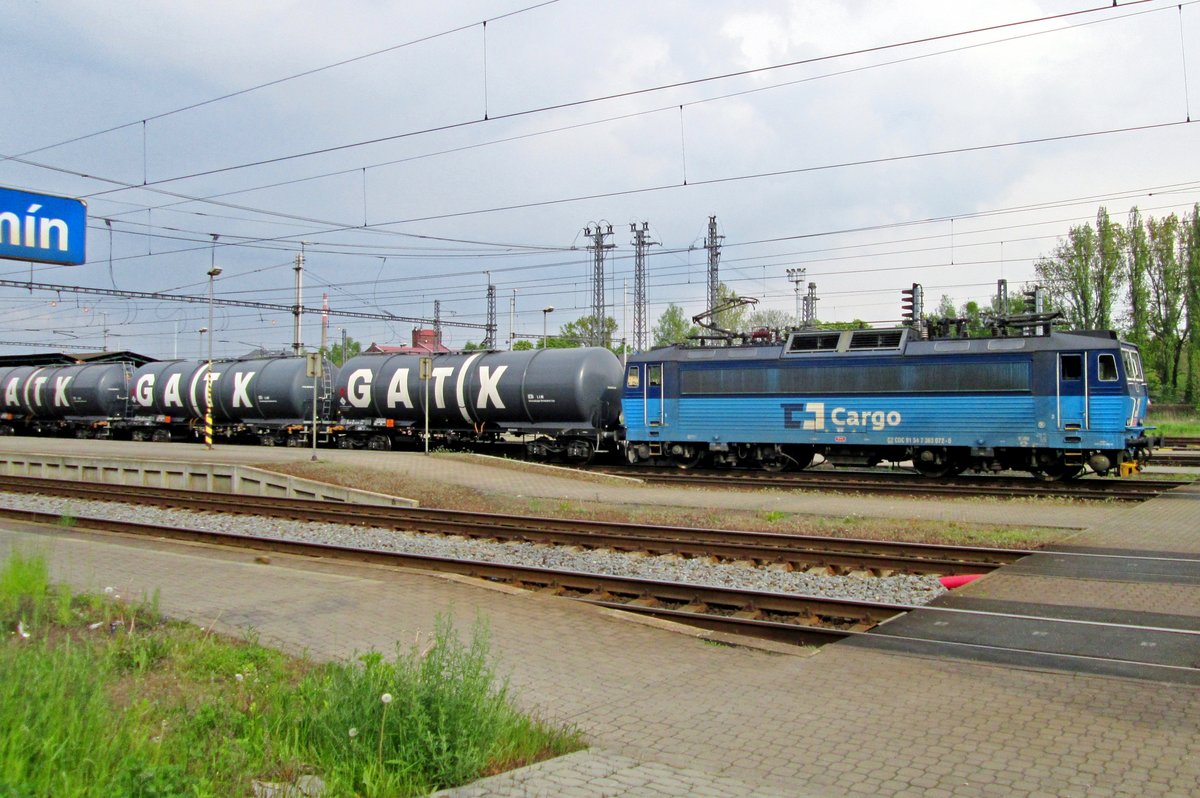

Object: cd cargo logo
[782,402,902,432]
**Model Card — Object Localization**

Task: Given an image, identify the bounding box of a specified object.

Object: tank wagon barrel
[0,363,132,435]
[334,347,623,459]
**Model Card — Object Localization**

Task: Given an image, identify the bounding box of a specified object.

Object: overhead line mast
[705,215,722,314]
[630,222,656,352]
[584,223,614,347]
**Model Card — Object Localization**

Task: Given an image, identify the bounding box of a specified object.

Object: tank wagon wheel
[130,429,148,442]
[367,434,393,451]
[565,439,595,465]
[336,437,355,450]
[285,435,304,448]
[0,425,13,436]
[150,429,171,443]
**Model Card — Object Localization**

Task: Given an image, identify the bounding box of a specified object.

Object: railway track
[0,501,916,646]
[0,475,1024,576]
[589,465,1185,501]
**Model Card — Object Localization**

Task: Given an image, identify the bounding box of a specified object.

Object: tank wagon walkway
[0,442,1196,796]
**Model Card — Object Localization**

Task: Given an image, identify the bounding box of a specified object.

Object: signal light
[900,283,923,323]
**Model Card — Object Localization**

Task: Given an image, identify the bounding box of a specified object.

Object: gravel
[4,492,948,607]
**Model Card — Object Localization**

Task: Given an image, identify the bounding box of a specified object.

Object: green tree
[512,339,533,351]
[958,300,989,338]
[323,334,362,366]
[1094,207,1125,331]
[1183,205,1200,404]
[745,308,793,332]
[1033,207,1124,331]
[1146,213,1185,397]
[1035,223,1099,328]
[813,319,869,330]
[651,304,700,347]
[711,283,750,333]
[934,294,957,320]
[551,315,617,348]
[1126,206,1152,349]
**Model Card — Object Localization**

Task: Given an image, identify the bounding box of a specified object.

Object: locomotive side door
[644,363,664,426]
[1057,352,1087,430]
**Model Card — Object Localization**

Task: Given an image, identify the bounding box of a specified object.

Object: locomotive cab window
[647,364,662,387]
[1060,354,1083,380]
[626,366,640,389]
[1097,353,1119,382]
[1122,349,1144,382]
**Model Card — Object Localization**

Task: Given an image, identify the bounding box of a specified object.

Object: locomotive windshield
[1121,348,1145,383]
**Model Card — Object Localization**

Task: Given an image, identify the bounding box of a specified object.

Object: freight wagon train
[0,324,1153,480]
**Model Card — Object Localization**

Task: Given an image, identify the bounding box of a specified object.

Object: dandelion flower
[17,621,30,640]
[348,727,358,739]
[380,693,393,705]
[235,673,244,683]
[104,586,114,595]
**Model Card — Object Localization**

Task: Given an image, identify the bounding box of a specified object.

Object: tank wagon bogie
[622,327,1150,480]
[333,347,623,461]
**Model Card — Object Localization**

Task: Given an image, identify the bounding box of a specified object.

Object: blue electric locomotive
[622,326,1150,479]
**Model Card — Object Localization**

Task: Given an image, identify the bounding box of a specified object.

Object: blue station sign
[0,186,87,266]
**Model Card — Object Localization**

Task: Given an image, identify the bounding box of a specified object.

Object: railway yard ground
[0,436,1198,797]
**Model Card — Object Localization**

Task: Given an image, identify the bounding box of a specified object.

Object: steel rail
[0,505,909,646]
[0,475,1025,575]
[591,465,1183,501]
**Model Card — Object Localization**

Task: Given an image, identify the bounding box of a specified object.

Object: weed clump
[0,550,581,797]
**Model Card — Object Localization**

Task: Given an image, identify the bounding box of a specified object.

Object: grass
[1148,409,1200,438]
[0,551,582,797]
[258,458,1069,549]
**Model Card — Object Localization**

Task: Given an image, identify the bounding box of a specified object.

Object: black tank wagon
[334,347,623,460]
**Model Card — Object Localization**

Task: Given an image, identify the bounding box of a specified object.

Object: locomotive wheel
[625,445,640,465]
[367,434,393,451]
[671,445,704,469]
[912,447,963,478]
[913,461,956,477]
[1035,462,1083,481]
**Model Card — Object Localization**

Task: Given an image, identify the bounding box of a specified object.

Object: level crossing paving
[0,439,1197,795]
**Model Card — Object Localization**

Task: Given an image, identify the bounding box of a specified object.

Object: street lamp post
[541,306,554,349]
[205,267,222,450]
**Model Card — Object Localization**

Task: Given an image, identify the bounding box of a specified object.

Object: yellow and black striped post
[204,364,214,449]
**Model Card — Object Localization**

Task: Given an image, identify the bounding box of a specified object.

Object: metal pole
[311,357,318,462]
[205,267,222,449]
[542,306,554,349]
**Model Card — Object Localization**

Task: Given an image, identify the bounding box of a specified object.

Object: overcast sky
[2,0,1198,358]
